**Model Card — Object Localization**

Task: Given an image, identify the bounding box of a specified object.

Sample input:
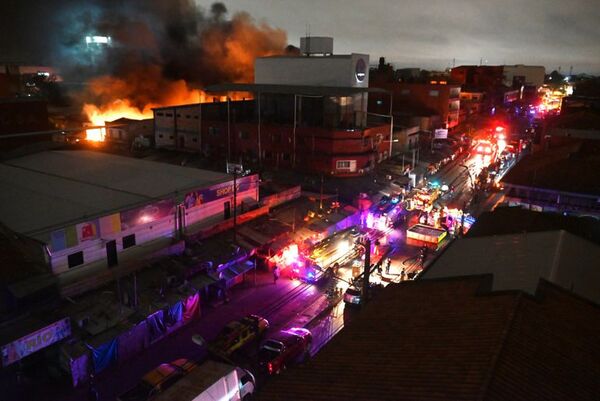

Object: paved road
[6,270,330,401]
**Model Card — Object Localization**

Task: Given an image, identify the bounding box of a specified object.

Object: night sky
[1,0,599,75]
[211,0,600,74]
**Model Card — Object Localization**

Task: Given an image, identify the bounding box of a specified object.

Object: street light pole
[362,239,371,302]
[233,168,237,244]
[319,174,324,211]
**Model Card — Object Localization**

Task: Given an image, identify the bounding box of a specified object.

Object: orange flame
[82,12,286,142]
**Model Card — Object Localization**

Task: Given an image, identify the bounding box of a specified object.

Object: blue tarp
[166,301,183,327]
[147,310,166,343]
[87,339,118,373]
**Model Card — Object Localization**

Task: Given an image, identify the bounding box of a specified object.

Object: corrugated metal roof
[421,230,600,304]
[258,277,600,401]
[0,150,230,239]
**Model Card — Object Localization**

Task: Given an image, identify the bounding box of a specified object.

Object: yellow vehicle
[117,358,197,401]
[211,315,270,355]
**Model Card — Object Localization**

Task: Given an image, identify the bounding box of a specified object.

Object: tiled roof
[546,110,600,130]
[501,140,600,195]
[421,230,600,304]
[257,276,600,401]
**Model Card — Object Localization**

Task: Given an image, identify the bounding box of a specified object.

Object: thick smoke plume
[4,1,289,123]
[74,1,288,122]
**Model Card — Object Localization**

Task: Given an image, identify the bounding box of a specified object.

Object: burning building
[154,37,393,176]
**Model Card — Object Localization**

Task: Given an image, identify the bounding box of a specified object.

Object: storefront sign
[1,318,71,367]
[184,175,258,209]
[434,129,448,139]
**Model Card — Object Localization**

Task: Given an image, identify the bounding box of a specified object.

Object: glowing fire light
[271,244,301,268]
[83,90,246,142]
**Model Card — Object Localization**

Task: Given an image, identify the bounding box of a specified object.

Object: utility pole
[362,239,371,303]
[233,168,238,244]
[227,97,231,162]
[319,174,324,211]
[460,200,467,236]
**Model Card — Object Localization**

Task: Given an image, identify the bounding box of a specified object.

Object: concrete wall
[50,177,259,275]
[261,186,301,209]
[503,65,545,87]
[255,54,369,88]
[50,214,177,275]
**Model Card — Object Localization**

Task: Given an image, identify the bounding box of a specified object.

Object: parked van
[153,360,255,401]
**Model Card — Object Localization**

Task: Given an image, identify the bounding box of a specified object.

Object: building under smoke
[154,37,393,177]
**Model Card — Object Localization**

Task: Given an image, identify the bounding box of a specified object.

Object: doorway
[106,240,118,267]
[224,201,231,220]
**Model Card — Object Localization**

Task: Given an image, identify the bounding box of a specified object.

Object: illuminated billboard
[1,318,71,367]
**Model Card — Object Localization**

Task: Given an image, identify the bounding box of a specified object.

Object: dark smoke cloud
[2,0,288,111]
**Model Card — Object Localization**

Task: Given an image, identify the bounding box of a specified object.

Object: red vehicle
[474,140,495,156]
[258,327,312,374]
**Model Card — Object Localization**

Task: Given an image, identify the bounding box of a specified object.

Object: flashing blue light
[529,109,536,115]
[391,197,400,204]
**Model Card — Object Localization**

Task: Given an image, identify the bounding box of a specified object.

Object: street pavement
[6,270,334,401]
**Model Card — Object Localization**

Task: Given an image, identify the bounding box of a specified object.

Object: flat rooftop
[0,150,230,240]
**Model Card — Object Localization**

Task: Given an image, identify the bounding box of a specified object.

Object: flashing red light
[267,362,274,374]
[485,146,491,153]
[477,146,483,152]
[495,126,504,132]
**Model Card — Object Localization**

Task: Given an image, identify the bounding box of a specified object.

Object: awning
[220,260,255,282]
[189,274,217,292]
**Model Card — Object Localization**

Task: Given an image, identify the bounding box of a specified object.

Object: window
[192,137,198,142]
[122,234,136,249]
[68,251,84,268]
[169,135,174,140]
[166,113,173,117]
[337,160,351,169]
[239,131,249,140]
[194,116,199,119]
[429,90,439,97]
[177,114,182,117]
[376,100,383,106]
[282,153,290,161]
[186,115,191,119]
[156,112,164,117]
[400,89,410,95]
[209,127,219,136]
[159,134,164,138]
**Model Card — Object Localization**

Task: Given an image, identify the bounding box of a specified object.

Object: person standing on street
[273,265,280,284]
[88,373,99,401]
[385,258,391,275]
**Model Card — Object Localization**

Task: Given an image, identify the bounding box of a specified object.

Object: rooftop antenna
[452,58,455,68]
[305,24,311,56]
